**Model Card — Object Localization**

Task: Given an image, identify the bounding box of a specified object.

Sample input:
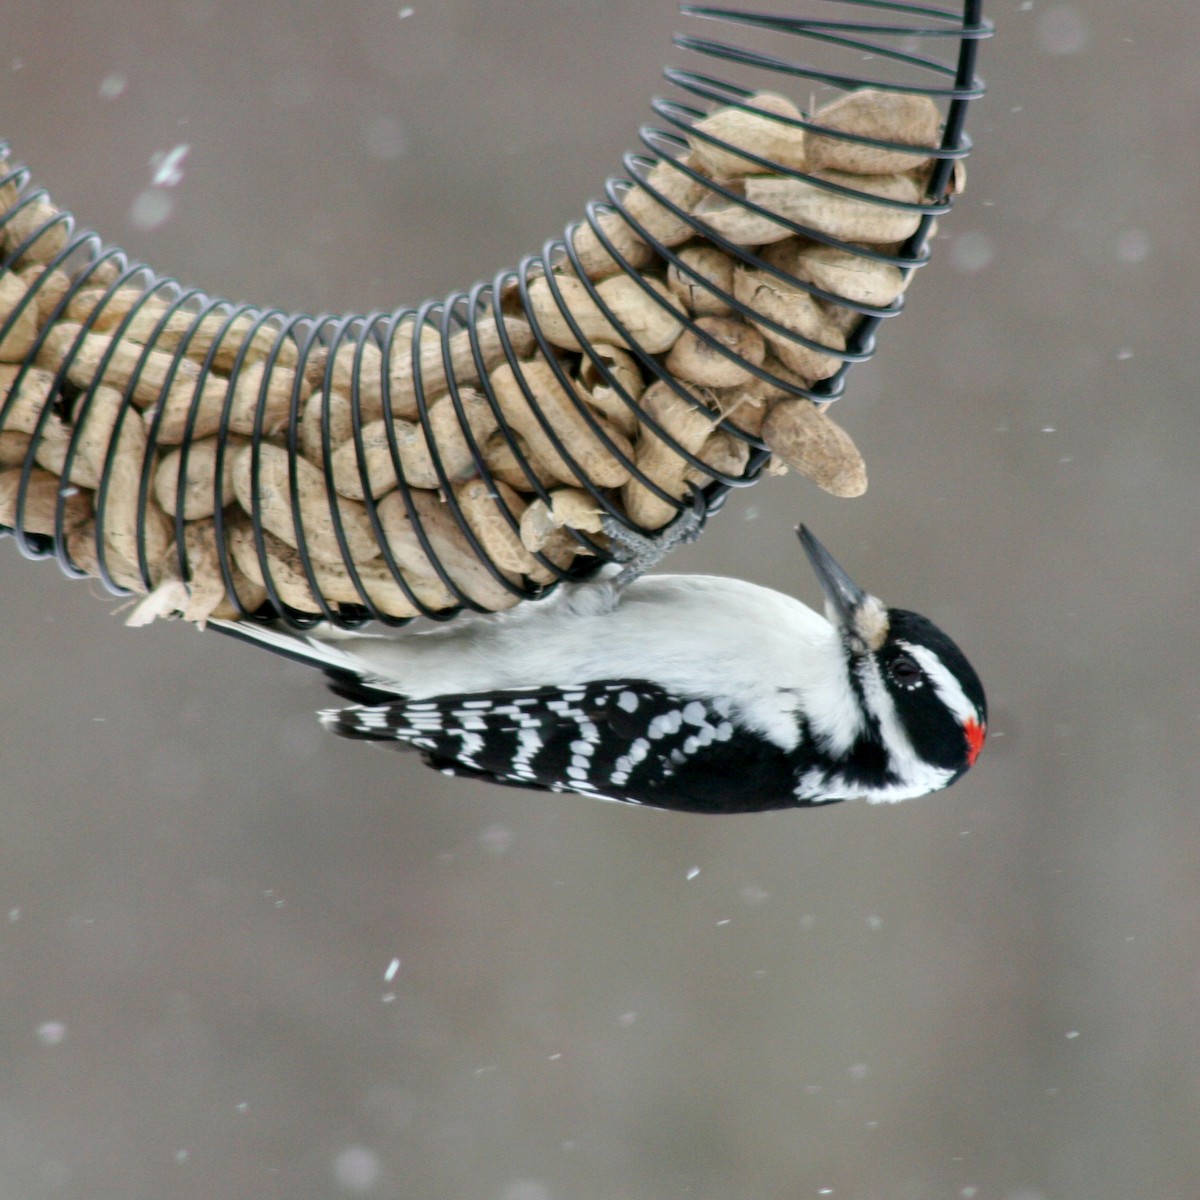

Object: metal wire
[0,0,990,630]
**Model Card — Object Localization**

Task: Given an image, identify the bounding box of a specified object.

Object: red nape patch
[963,718,986,767]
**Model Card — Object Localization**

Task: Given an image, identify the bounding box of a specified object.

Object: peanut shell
[490,358,633,489]
[760,239,907,307]
[733,267,846,380]
[667,244,736,317]
[622,381,719,529]
[454,478,541,576]
[377,488,521,612]
[2,199,68,265]
[154,435,245,521]
[527,275,684,355]
[687,91,806,177]
[745,171,924,244]
[0,466,91,538]
[0,272,39,361]
[806,90,940,175]
[761,397,867,497]
[664,315,766,388]
[232,442,380,566]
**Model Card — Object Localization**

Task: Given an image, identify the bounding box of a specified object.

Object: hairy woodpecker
[215,526,986,814]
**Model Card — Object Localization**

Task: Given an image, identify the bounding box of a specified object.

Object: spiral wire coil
[0,0,990,630]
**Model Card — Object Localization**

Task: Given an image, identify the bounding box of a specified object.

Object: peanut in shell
[2,199,68,265]
[489,358,633,489]
[664,315,766,388]
[761,397,867,497]
[0,271,39,361]
[760,239,908,308]
[806,90,941,175]
[744,171,925,244]
[377,488,521,612]
[231,442,381,566]
[621,380,719,530]
[732,267,846,381]
[666,244,737,317]
[154,435,245,521]
[686,91,806,178]
[0,465,91,538]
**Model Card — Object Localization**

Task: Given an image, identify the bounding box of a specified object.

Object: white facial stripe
[860,765,956,804]
[904,643,980,725]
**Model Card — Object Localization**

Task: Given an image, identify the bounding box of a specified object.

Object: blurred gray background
[2,3,1198,1198]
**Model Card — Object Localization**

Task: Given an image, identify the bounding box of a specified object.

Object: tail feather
[208,617,382,678]
[323,668,402,708]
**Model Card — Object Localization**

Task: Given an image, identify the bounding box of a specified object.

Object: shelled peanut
[0,86,955,624]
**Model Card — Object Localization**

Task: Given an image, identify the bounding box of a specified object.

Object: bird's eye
[890,654,923,688]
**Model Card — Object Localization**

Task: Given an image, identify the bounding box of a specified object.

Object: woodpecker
[214,526,986,814]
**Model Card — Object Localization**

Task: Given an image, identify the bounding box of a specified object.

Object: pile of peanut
[0,88,953,626]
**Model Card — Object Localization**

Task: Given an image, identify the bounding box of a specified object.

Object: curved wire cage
[0,0,990,631]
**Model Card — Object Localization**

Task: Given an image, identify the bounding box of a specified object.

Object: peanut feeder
[1,82,962,627]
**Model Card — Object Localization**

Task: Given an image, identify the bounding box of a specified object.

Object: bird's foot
[602,486,708,589]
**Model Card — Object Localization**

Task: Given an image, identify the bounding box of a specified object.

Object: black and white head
[796,526,987,804]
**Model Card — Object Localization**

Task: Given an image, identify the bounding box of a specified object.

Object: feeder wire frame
[0,0,990,631]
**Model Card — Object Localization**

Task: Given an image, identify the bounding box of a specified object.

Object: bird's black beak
[797,525,889,652]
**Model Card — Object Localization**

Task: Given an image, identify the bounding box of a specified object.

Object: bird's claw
[602,485,709,588]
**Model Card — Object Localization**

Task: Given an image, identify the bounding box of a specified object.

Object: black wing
[322,678,806,814]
